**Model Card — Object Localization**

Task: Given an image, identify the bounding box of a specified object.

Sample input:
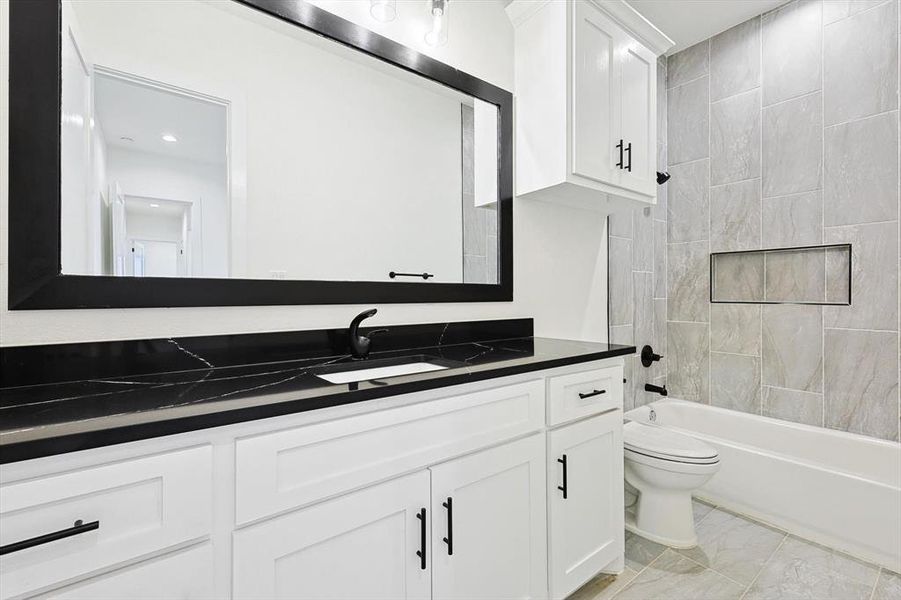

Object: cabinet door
[548,411,624,599]
[617,39,657,197]
[571,0,622,186]
[233,471,431,600]
[430,434,548,600]
[44,543,214,600]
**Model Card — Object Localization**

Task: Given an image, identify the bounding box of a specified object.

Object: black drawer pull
[0,519,99,556]
[557,455,568,499]
[578,389,607,399]
[615,139,624,169]
[415,508,427,570]
[442,497,453,556]
[625,142,632,172]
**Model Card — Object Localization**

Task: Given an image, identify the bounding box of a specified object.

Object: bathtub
[626,399,901,572]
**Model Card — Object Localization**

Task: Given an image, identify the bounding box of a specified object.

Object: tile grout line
[867,568,883,600]
[821,0,827,429]
[737,533,789,600]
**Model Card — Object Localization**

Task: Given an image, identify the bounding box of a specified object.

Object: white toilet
[623,420,720,548]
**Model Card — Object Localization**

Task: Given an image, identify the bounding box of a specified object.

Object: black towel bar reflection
[389,271,434,280]
[0,519,99,555]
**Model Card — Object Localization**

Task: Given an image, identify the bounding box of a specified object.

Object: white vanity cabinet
[508,0,672,211]
[0,358,626,600]
[548,411,624,599]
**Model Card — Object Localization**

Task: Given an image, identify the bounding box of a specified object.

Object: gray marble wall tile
[609,324,634,346]
[824,111,899,226]
[711,89,761,185]
[633,207,654,271]
[764,248,827,303]
[486,234,498,284]
[462,196,487,256]
[668,77,710,165]
[825,245,851,304]
[824,222,899,330]
[762,92,823,197]
[654,219,667,298]
[761,0,823,106]
[711,352,762,413]
[711,303,762,355]
[653,298,667,379]
[617,550,745,600]
[667,159,710,243]
[872,569,901,600]
[710,179,762,251]
[824,0,892,25]
[667,41,709,89]
[761,191,824,247]
[825,328,900,440]
[609,211,633,239]
[656,144,668,214]
[463,255,487,284]
[657,60,667,140]
[763,386,825,426]
[762,304,823,392]
[678,508,785,584]
[824,0,898,125]
[711,17,761,102]
[712,252,765,302]
[668,241,711,322]
[634,272,655,349]
[744,536,879,600]
[609,237,633,326]
[668,322,710,402]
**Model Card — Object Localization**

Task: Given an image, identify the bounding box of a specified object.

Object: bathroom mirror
[8,0,513,309]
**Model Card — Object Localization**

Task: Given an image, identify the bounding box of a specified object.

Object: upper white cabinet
[508,0,673,212]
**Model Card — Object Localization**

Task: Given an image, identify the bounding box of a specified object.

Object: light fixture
[370,0,396,22]
[161,133,178,143]
[424,0,448,47]
[149,203,160,208]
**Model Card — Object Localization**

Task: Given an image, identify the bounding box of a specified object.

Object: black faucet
[349,308,378,359]
[645,383,668,397]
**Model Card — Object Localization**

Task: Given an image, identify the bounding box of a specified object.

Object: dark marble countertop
[0,336,634,463]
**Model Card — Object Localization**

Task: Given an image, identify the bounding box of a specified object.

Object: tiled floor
[569,499,901,600]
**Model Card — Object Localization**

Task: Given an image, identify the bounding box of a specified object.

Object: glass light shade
[424,0,448,46]
[370,0,397,22]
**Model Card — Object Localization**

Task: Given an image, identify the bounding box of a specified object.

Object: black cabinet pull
[625,142,632,172]
[442,497,453,556]
[578,389,607,399]
[415,508,427,570]
[0,519,99,556]
[615,139,624,169]
[557,455,568,499]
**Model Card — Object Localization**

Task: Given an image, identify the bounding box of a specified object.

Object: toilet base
[624,506,697,549]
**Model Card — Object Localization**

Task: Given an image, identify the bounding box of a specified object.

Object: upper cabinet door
[548,411,624,599]
[617,40,658,197]
[430,434,548,600]
[571,1,621,185]
[233,470,431,600]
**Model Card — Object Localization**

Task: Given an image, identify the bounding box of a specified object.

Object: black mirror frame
[8,0,513,309]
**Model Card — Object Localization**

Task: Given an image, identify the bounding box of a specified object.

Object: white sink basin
[316,359,451,384]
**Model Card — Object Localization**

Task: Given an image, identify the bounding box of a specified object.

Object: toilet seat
[624,421,719,465]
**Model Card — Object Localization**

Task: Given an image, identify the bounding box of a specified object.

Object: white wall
[0,0,608,347]
[106,146,229,278]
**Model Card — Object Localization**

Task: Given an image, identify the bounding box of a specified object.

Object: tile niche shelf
[710,244,852,306]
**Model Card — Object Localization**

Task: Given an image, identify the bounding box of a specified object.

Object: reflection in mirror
[59,0,500,285]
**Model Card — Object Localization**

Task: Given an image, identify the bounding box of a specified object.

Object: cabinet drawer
[235,379,545,524]
[0,446,212,599]
[547,365,622,426]
[43,543,214,600]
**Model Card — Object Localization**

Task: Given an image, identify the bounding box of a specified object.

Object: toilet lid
[624,421,719,463]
